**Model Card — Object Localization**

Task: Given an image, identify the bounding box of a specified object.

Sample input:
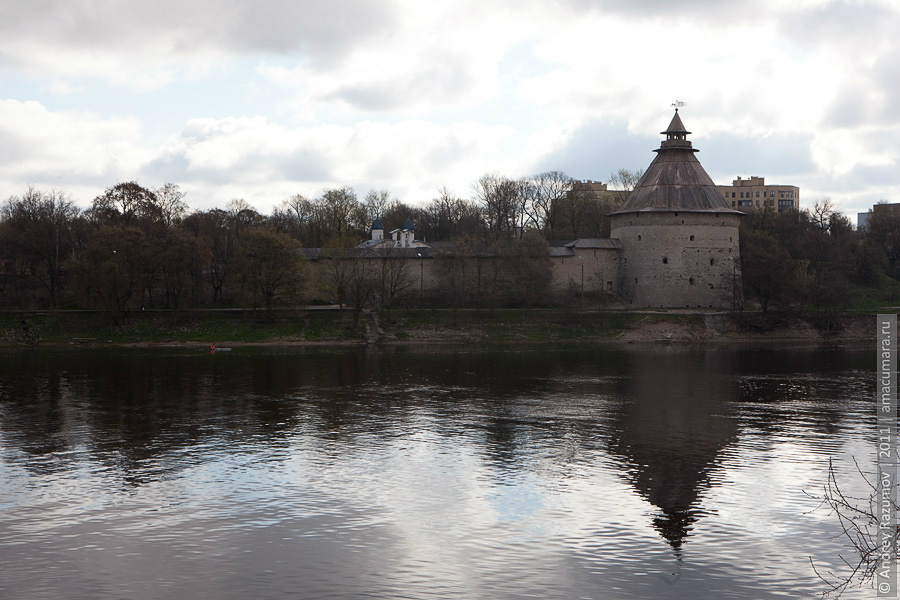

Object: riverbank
[0,308,880,348]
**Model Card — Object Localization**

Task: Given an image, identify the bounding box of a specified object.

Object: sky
[0,0,898,224]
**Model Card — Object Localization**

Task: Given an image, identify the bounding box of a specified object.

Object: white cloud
[0,100,147,182]
[44,81,86,96]
[0,0,398,89]
[0,0,898,217]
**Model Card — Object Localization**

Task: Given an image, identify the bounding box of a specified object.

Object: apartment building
[717,176,799,212]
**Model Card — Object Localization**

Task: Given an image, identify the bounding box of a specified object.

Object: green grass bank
[0,308,880,348]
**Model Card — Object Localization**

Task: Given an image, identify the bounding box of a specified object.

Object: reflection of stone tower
[610,110,742,308]
[608,348,739,554]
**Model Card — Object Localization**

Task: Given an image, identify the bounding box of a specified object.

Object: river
[0,343,880,599]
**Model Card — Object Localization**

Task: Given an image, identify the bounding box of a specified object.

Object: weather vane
[672,100,685,111]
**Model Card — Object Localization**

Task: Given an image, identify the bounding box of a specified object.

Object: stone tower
[609,110,742,308]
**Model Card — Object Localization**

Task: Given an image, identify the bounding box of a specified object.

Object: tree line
[0,170,638,313]
[4,173,896,317]
[739,198,900,315]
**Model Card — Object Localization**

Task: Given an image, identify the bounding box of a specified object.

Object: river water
[0,343,880,599]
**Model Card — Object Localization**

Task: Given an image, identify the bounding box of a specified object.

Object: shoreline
[1,309,879,350]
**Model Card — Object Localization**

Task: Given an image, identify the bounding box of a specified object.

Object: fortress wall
[611,212,741,308]
[550,248,621,295]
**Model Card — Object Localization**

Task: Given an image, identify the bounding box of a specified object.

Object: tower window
[689,235,695,241]
[662,257,668,264]
[689,277,695,286]
[710,258,715,265]
[637,234,642,241]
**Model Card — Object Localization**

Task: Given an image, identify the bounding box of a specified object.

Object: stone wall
[549,248,621,296]
[611,211,741,308]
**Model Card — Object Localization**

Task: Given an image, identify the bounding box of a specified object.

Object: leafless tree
[154,183,189,228]
[523,171,573,235]
[1,187,80,307]
[609,168,644,204]
[808,458,900,598]
[364,189,393,223]
[473,172,524,240]
[373,246,413,313]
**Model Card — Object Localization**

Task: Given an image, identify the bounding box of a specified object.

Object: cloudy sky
[0,0,897,222]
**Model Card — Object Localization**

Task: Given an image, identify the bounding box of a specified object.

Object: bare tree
[811,198,839,232]
[808,459,900,598]
[373,246,413,313]
[420,187,482,241]
[154,183,189,228]
[364,189,392,223]
[609,168,644,204]
[523,171,573,236]
[1,187,79,307]
[473,172,524,240]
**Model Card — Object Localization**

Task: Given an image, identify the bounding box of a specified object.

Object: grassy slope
[0,309,685,346]
[0,308,878,347]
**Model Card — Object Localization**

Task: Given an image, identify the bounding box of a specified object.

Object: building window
[739,192,744,198]
[732,192,736,198]
[732,201,736,207]
[755,191,760,197]
[779,191,784,198]
[770,191,775,197]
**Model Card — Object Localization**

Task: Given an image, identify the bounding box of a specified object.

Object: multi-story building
[572,180,624,205]
[858,202,900,229]
[717,176,799,212]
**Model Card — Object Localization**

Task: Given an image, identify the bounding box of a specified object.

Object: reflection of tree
[607,348,740,554]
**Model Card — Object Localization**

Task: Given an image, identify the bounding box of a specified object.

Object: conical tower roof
[610,110,741,215]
